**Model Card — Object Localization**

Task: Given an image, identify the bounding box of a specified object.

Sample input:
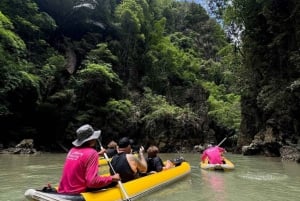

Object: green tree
[203,81,240,130]
[113,0,149,87]
[140,88,202,145]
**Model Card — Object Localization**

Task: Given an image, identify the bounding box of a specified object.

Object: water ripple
[238,171,289,181]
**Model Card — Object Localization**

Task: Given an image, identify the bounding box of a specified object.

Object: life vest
[146,156,164,172]
[106,148,117,158]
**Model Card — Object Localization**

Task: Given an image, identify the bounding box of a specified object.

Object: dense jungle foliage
[0,0,299,153]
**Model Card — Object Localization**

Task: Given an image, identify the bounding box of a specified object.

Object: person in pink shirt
[201,145,226,164]
[58,124,120,194]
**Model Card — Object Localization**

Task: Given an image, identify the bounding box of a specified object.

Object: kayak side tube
[25,161,191,201]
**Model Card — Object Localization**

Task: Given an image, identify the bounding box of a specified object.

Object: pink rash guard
[58,147,112,194]
[201,146,225,164]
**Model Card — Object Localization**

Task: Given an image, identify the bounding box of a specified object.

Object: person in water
[146,145,174,173]
[201,145,226,164]
[58,124,120,194]
[109,137,147,182]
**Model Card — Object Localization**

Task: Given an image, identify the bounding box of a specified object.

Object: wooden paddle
[97,139,132,201]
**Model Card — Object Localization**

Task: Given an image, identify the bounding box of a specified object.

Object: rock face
[0,139,37,154]
[242,121,281,156]
[14,139,37,154]
[280,146,300,162]
[237,0,300,162]
[240,119,300,162]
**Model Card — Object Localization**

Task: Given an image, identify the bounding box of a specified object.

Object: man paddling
[109,137,147,183]
[58,124,120,194]
[201,145,226,164]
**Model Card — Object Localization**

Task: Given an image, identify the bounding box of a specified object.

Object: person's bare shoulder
[126,153,137,162]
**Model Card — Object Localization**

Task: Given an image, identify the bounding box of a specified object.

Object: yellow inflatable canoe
[200,157,235,171]
[98,157,110,166]
[25,161,191,201]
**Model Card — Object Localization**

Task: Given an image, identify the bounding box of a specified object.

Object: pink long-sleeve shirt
[58,147,112,194]
[201,146,225,164]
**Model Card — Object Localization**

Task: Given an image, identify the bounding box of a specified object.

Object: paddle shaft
[98,140,131,201]
[217,130,235,147]
[217,137,227,147]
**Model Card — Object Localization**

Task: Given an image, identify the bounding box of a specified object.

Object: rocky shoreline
[1,138,300,163]
[239,124,300,163]
[0,139,38,154]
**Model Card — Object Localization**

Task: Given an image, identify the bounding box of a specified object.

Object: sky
[180,0,209,12]
[184,0,208,6]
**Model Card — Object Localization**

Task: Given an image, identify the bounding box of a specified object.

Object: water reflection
[201,170,226,201]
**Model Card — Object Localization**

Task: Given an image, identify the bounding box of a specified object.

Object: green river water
[0,153,299,201]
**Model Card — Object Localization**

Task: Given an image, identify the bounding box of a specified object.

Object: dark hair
[118,137,132,148]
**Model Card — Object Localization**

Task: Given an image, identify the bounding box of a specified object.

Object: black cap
[118,137,133,148]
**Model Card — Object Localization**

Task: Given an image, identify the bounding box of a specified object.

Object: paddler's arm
[127,146,147,173]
